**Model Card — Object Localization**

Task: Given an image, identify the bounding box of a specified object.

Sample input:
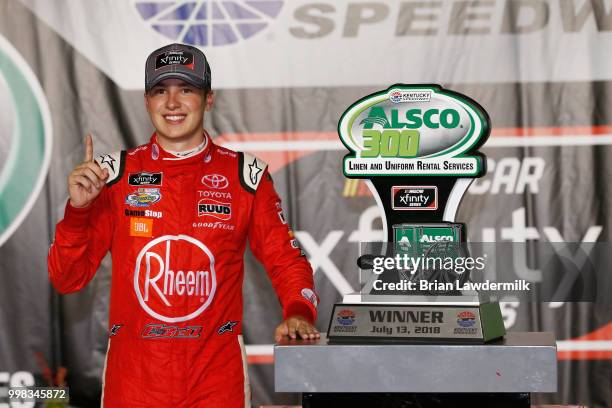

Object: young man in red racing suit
[48,43,319,407]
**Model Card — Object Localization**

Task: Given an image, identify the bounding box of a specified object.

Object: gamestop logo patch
[134,235,217,323]
[392,186,438,210]
[198,198,231,220]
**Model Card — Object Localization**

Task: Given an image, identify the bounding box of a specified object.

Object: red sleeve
[47,188,114,294]
[248,171,318,323]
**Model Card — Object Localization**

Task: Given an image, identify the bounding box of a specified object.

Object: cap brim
[146,72,207,91]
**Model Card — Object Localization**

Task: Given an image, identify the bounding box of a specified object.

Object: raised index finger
[84,134,93,162]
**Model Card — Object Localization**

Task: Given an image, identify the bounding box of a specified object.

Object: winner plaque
[328,84,505,344]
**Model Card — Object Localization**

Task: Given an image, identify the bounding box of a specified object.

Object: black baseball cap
[145,43,211,92]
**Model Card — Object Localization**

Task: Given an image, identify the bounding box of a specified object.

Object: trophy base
[343,290,487,305]
[328,292,505,344]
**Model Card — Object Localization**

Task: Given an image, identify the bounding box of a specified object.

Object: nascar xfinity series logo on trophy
[134,235,217,323]
[338,84,489,177]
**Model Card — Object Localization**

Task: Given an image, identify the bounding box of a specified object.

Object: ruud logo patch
[198,198,231,220]
[392,186,437,210]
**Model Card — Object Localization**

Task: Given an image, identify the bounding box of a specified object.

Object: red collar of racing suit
[149,131,214,165]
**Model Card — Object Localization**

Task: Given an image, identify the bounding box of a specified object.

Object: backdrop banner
[0,1,610,407]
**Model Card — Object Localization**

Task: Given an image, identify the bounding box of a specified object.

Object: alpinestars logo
[217,320,238,335]
[99,154,117,172]
[133,1,284,47]
[110,324,123,337]
[248,157,263,184]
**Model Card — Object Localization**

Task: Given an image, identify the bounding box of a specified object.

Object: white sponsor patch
[95,151,122,184]
[301,288,318,308]
[133,235,217,323]
[241,153,267,192]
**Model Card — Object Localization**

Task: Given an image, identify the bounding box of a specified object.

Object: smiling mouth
[164,114,186,124]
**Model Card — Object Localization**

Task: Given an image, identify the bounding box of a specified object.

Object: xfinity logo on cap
[155,51,193,69]
[133,0,284,47]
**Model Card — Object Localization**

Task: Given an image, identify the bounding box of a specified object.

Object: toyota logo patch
[201,174,229,189]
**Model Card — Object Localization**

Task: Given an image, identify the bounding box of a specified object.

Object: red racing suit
[48,133,318,407]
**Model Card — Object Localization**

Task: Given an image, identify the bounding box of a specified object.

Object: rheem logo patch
[134,235,217,323]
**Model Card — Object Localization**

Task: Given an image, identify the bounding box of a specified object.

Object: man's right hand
[68,134,109,208]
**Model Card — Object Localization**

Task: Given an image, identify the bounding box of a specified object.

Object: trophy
[328,84,506,344]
